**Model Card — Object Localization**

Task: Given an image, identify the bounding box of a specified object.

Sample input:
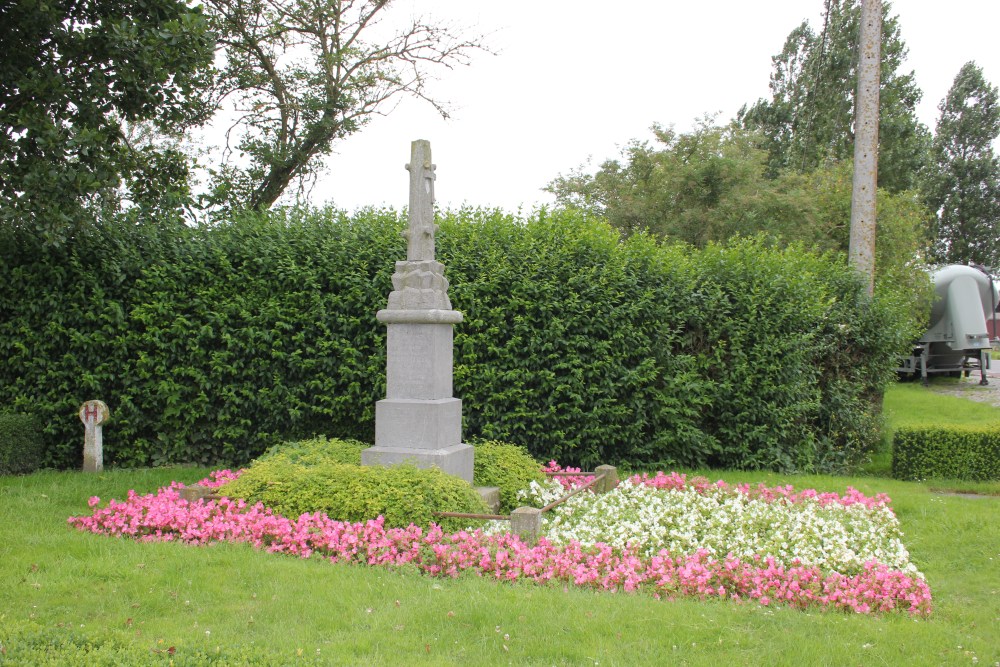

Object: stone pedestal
[363,308,473,482]
[362,139,473,483]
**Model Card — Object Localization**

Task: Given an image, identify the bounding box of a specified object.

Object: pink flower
[88,496,100,507]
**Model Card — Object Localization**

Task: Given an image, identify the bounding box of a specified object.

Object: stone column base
[361,443,474,483]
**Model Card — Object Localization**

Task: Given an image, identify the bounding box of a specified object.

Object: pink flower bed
[69,471,931,616]
[541,461,595,490]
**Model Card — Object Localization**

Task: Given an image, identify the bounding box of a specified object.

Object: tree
[200,0,488,212]
[0,0,214,243]
[546,119,787,245]
[923,61,1000,267]
[738,0,930,192]
[546,120,931,299]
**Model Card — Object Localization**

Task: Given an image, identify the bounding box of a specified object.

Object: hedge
[892,426,1000,481]
[0,207,909,473]
[0,411,45,475]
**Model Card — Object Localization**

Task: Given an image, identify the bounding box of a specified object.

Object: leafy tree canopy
[0,0,215,243]
[199,0,488,214]
[922,61,1000,267]
[546,118,932,315]
[738,0,930,192]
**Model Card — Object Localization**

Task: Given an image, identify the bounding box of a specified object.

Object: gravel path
[920,365,1000,408]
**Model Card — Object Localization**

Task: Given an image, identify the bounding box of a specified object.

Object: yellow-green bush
[892,426,1000,481]
[256,436,366,466]
[471,440,545,513]
[219,458,490,532]
[255,437,543,514]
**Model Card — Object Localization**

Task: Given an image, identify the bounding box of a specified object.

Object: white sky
[292,0,1000,213]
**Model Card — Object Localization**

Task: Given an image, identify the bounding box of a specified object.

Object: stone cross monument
[79,399,109,472]
[361,140,474,482]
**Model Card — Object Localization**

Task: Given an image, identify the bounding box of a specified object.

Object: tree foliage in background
[546,120,785,245]
[200,0,487,213]
[922,61,1000,268]
[738,0,929,192]
[0,0,215,244]
[0,208,910,474]
[1,0,487,235]
[545,120,932,315]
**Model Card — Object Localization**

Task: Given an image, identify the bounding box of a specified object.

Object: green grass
[2,467,999,665]
[884,382,1000,430]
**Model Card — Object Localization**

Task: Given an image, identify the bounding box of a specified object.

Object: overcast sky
[279,0,1000,213]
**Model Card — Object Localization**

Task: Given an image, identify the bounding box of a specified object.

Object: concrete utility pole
[849,0,881,296]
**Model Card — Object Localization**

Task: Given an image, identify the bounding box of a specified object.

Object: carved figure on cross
[404,139,437,262]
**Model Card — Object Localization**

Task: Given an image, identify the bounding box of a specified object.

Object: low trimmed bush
[892,426,1000,481]
[248,436,544,514]
[256,436,366,466]
[219,459,491,532]
[471,440,546,513]
[0,411,45,475]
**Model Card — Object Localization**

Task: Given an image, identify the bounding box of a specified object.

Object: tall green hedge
[0,411,45,475]
[0,208,909,472]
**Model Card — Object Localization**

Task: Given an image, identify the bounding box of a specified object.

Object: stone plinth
[384,320,457,399]
[374,397,462,449]
[361,443,474,482]
[364,306,473,483]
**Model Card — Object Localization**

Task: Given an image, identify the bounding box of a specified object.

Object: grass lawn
[1,463,998,666]
[2,380,998,665]
[884,382,1000,430]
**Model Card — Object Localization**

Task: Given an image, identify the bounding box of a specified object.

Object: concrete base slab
[361,442,473,483]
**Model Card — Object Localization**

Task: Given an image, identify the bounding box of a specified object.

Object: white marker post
[79,400,109,472]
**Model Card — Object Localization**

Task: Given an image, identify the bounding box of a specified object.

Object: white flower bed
[511,479,921,578]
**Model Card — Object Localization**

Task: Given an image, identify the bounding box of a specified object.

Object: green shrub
[256,436,366,466]
[892,426,1000,481]
[0,207,908,474]
[471,440,545,513]
[254,436,543,514]
[0,411,45,475]
[442,216,906,473]
[219,459,490,532]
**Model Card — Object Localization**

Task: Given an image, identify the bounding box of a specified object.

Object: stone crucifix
[363,139,473,483]
[383,140,452,313]
[404,140,437,262]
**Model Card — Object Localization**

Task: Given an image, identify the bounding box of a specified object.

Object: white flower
[536,481,922,577]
